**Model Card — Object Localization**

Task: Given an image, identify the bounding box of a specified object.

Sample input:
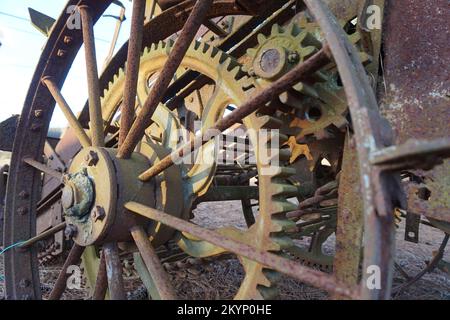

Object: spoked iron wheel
[4,0,402,300]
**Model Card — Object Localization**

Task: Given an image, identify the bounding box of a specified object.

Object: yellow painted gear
[85,40,298,299]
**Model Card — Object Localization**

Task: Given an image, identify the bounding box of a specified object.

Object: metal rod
[102,6,126,70]
[103,242,126,300]
[125,201,359,299]
[23,158,63,180]
[130,225,176,299]
[41,77,92,148]
[48,244,85,300]
[119,0,146,147]
[79,5,105,147]
[20,222,66,249]
[92,251,108,300]
[117,0,214,159]
[138,45,331,181]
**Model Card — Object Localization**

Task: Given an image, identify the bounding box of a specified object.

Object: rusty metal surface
[332,137,363,299]
[119,0,145,146]
[92,251,107,300]
[380,0,450,223]
[0,115,19,152]
[117,0,214,159]
[48,244,85,300]
[103,242,126,300]
[138,46,332,181]
[304,0,401,300]
[126,201,360,299]
[130,225,176,299]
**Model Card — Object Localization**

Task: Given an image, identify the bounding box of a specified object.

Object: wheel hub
[64,147,156,246]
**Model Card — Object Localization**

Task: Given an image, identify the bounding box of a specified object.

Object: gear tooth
[314,71,329,82]
[272,166,296,178]
[302,46,317,59]
[271,235,294,249]
[257,33,266,45]
[271,23,282,35]
[254,115,283,129]
[270,199,297,214]
[218,52,229,64]
[229,65,243,79]
[166,38,175,47]
[349,32,361,44]
[277,148,291,162]
[293,83,319,98]
[246,48,257,58]
[257,285,278,299]
[263,269,282,284]
[271,218,297,233]
[332,116,349,129]
[270,183,298,197]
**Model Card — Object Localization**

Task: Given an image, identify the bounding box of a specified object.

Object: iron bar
[130,225,176,299]
[20,222,66,249]
[119,0,146,146]
[117,0,214,159]
[125,201,359,299]
[103,242,126,300]
[138,45,331,181]
[23,158,63,180]
[92,251,108,300]
[79,5,105,147]
[48,244,84,300]
[42,77,92,148]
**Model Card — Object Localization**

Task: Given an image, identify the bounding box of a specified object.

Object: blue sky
[0,0,132,127]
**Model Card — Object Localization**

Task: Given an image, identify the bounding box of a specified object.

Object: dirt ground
[1,200,449,300]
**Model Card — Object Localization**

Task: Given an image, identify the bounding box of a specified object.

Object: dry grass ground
[1,200,449,300]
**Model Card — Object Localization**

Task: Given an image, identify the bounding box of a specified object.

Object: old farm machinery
[2,0,449,300]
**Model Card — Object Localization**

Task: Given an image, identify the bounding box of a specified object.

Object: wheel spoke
[92,251,108,300]
[42,77,92,148]
[119,0,146,146]
[20,222,66,249]
[79,5,105,147]
[130,225,176,299]
[48,244,85,300]
[117,0,214,159]
[103,242,126,300]
[138,46,332,181]
[23,158,63,180]
[125,201,358,299]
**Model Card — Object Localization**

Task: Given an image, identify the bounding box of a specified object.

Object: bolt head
[91,205,106,222]
[288,51,300,64]
[64,224,78,240]
[85,151,99,166]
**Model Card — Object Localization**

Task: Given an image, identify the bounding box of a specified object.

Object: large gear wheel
[89,39,298,299]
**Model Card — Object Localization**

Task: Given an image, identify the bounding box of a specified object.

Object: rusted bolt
[30,123,42,131]
[56,49,66,57]
[92,205,106,222]
[19,279,31,288]
[64,224,78,240]
[85,151,99,166]
[17,207,28,215]
[248,68,256,77]
[18,190,29,199]
[34,109,44,118]
[63,36,73,44]
[61,185,75,209]
[288,51,300,64]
